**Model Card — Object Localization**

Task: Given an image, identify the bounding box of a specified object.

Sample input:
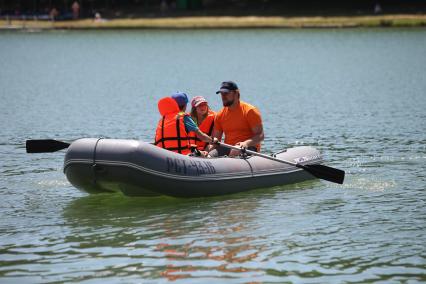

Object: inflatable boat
[62,138,325,197]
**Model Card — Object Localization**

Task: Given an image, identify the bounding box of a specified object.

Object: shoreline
[1,14,426,30]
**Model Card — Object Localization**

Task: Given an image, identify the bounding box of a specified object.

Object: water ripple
[1,29,426,283]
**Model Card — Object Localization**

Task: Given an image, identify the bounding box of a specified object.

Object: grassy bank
[1,14,426,30]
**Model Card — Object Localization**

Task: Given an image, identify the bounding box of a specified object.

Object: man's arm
[228,124,264,157]
[237,124,264,149]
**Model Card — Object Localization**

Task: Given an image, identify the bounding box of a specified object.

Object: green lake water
[0,28,425,283]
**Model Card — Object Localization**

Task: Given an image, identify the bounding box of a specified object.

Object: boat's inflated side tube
[64,138,322,197]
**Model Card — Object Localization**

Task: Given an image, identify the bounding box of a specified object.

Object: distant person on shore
[160,0,169,14]
[208,81,264,157]
[188,96,216,151]
[49,7,59,21]
[154,92,217,156]
[94,12,104,22]
[72,1,80,19]
[374,2,382,14]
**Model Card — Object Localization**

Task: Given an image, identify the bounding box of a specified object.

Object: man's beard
[223,99,234,107]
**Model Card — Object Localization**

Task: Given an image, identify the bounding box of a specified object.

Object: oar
[26,139,70,153]
[217,142,345,184]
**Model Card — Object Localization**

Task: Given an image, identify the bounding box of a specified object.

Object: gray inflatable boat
[63,138,322,197]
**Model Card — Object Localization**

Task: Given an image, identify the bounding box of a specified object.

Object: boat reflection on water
[61,183,315,280]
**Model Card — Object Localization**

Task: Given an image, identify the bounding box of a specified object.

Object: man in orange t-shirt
[208,81,264,157]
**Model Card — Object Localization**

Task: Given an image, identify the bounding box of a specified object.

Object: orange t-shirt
[214,101,262,150]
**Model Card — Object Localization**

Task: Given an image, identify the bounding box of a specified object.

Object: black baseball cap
[216,81,239,94]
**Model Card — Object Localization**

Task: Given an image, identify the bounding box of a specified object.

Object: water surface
[0,28,425,283]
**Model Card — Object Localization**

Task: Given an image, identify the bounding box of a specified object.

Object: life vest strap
[207,120,214,136]
[161,116,166,148]
[176,115,182,153]
[161,146,190,151]
[154,137,190,144]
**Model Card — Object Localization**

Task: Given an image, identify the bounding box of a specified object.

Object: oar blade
[26,139,70,153]
[300,164,345,184]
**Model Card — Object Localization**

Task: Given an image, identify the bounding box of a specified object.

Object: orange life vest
[154,97,191,155]
[188,111,215,150]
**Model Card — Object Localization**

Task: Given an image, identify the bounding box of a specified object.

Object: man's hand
[228,141,248,157]
[235,141,249,149]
